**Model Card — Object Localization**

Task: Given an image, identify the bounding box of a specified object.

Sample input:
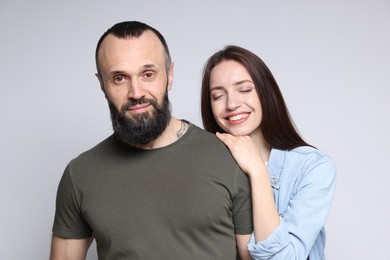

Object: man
[50,21,253,260]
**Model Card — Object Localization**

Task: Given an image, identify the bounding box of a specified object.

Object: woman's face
[209,60,262,136]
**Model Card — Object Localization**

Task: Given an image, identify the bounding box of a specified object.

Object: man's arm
[50,235,93,260]
[236,234,253,260]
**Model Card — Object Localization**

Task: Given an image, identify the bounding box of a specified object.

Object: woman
[201,45,336,260]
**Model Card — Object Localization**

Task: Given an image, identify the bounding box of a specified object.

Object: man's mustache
[121,97,158,111]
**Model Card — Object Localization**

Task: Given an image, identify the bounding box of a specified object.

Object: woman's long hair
[201,45,311,150]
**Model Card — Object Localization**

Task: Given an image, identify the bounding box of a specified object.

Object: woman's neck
[250,127,271,163]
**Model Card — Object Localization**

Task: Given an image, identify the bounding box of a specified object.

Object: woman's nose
[226,95,241,110]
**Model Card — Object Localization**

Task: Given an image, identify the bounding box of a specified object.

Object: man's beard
[108,92,171,146]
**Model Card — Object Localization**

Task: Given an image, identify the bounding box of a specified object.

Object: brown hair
[201,45,311,150]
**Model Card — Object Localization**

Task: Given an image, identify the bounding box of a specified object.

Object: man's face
[97,31,174,145]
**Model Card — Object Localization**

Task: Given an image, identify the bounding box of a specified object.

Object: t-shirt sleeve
[52,164,92,238]
[232,167,253,235]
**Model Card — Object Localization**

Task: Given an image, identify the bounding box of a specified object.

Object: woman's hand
[216,132,266,177]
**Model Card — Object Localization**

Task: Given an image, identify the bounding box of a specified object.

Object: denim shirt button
[270,177,280,189]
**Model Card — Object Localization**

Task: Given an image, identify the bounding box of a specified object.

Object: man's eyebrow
[107,64,158,76]
[108,70,126,76]
[143,64,157,69]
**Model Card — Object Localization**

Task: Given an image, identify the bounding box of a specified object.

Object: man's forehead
[99,31,163,55]
[97,32,166,74]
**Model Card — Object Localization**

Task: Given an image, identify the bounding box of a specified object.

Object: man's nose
[127,79,146,100]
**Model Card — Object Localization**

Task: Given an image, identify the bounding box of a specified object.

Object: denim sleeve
[247,154,336,260]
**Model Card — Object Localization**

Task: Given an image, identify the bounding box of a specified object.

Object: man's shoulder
[70,134,118,164]
[186,123,227,149]
[183,123,242,166]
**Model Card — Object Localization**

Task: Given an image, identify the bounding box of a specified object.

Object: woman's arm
[252,153,336,259]
[216,133,336,259]
[216,133,280,241]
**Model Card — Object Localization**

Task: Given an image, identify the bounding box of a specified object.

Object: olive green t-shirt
[53,123,252,259]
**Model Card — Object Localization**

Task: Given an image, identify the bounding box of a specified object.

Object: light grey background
[1,1,389,259]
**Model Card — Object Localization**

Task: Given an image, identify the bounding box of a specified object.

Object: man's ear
[95,73,106,94]
[167,63,174,91]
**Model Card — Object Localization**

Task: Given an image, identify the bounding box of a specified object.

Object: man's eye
[113,76,124,82]
[144,72,154,79]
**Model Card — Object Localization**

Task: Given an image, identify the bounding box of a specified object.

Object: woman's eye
[239,88,253,93]
[211,94,223,101]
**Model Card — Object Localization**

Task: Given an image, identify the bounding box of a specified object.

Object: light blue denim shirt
[247,146,336,260]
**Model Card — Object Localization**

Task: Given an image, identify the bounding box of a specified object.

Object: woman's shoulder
[272,146,335,172]
[289,146,332,162]
[289,146,336,177]
[270,146,336,190]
